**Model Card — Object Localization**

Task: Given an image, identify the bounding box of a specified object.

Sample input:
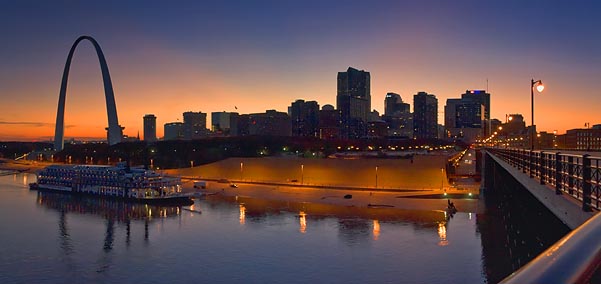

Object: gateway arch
[54,35,123,151]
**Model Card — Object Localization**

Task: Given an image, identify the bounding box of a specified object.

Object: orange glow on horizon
[0,42,597,141]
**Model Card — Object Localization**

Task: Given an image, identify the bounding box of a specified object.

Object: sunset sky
[1,0,600,141]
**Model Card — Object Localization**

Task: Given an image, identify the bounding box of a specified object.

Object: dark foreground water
[0,173,568,284]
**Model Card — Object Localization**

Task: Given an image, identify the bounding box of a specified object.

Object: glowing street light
[375,166,379,189]
[441,168,445,191]
[531,79,544,150]
[240,162,244,180]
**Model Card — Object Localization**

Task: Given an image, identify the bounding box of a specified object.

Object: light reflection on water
[0,174,486,284]
[372,219,380,240]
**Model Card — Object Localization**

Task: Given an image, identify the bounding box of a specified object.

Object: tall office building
[236,110,291,136]
[211,111,238,136]
[143,114,157,142]
[413,92,438,139]
[461,90,490,120]
[384,93,410,116]
[289,99,320,137]
[383,92,412,138]
[445,98,484,142]
[183,111,207,140]
[337,67,370,139]
[164,122,184,140]
[318,104,340,139]
[455,102,485,129]
[444,99,462,132]
[462,90,491,135]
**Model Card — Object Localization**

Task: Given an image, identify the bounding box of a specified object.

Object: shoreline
[3,156,482,213]
[185,180,482,214]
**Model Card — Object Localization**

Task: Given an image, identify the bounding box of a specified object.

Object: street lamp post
[530,79,544,178]
[301,164,304,184]
[375,166,378,189]
[531,79,545,150]
[441,168,444,191]
[240,162,244,181]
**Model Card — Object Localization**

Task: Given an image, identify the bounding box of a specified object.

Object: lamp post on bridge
[531,79,545,150]
[530,79,544,178]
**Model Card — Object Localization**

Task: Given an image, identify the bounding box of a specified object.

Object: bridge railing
[500,211,601,284]
[487,148,601,211]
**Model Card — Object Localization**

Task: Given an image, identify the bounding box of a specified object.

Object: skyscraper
[164,122,184,140]
[318,104,340,139]
[461,90,490,120]
[183,111,207,140]
[143,114,157,142]
[384,92,410,116]
[238,110,291,136]
[289,99,320,137]
[413,91,438,139]
[383,92,412,138]
[337,67,370,139]
[462,90,491,135]
[211,111,238,136]
[444,98,462,132]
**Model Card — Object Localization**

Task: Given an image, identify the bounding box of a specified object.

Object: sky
[1,0,600,141]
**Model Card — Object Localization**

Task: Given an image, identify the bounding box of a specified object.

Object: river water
[0,173,568,284]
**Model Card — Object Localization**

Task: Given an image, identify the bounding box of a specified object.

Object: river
[0,173,568,283]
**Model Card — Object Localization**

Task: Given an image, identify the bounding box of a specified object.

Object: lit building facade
[563,126,601,150]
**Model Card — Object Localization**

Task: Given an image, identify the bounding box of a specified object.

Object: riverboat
[29,163,193,205]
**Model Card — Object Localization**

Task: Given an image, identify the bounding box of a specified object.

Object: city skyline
[1,1,600,140]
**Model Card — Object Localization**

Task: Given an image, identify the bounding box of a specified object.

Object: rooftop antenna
[486,78,489,93]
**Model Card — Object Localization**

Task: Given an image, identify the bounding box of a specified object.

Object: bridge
[481,148,601,283]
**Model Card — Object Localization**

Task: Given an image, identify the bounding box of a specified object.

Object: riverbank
[172,155,481,213]
[0,159,49,172]
[181,179,481,214]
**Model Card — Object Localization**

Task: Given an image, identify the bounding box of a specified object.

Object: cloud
[0,121,51,127]
[0,121,75,128]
